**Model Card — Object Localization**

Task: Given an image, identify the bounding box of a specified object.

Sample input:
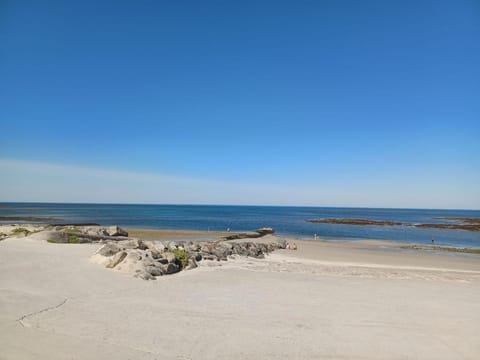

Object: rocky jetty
[39,225,131,243]
[0,224,281,280]
[91,237,281,280]
[223,227,275,240]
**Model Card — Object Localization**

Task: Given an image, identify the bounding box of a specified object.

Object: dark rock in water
[50,223,100,227]
[0,216,62,222]
[414,223,480,231]
[256,227,275,235]
[194,253,203,262]
[223,227,275,240]
[306,218,402,226]
[224,232,260,240]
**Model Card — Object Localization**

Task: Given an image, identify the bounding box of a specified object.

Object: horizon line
[1,201,479,212]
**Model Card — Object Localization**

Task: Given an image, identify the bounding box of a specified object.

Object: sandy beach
[1,229,479,359]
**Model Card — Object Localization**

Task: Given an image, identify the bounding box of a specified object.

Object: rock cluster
[46,225,130,243]
[92,238,281,280]
[1,224,281,280]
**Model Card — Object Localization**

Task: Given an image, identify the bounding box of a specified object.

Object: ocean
[1,203,479,248]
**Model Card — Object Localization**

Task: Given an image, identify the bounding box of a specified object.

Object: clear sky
[1,0,479,208]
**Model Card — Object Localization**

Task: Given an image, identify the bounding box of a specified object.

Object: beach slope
[1,235,479,359]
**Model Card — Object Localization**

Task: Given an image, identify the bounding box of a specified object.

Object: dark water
[1,203,479,248]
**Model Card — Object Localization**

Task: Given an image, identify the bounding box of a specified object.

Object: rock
[186,258,197,270]
[162,252,176,263]
[212,243,232,261]
[107,226,128,237]
[202,254,218,261]
[96,243,121,257]
[143,240,165,253]
[256,227,275,235]
[44,231,69,243]
[106,251,127,268]
[135,271,155,280]
[90,232,282,280]
[150,248,163,259]
[157,258,169,265]
[161,263,180,274]
[146,264,165,276]
[167,241,178,251]
[117,239,140,249]
[200,243,213,253]
[85,227,109,236]
[232,243,248,256]
[188,243,201,252]
[135,240,148,250]
[141,250,155,266]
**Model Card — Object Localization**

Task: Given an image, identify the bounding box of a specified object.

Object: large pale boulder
[107,226,128,237]
[97,243,121,257]
[106,251,127,268]
[186,258,198,270]
[162,252,176,263]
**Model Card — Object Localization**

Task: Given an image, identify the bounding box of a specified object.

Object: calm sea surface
[1,203,479,248]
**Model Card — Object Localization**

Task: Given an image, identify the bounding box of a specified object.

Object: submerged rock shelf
[306,219,402,226]
[306,218,480,232]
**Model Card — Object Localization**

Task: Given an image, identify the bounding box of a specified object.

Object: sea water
[1,203,479,248]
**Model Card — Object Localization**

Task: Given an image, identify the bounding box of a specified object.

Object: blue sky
[1,0,479,208]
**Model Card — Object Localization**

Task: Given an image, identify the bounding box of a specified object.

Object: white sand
[1,235,479,359]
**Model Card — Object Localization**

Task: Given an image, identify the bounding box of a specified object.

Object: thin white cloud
[0,158,478,209]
